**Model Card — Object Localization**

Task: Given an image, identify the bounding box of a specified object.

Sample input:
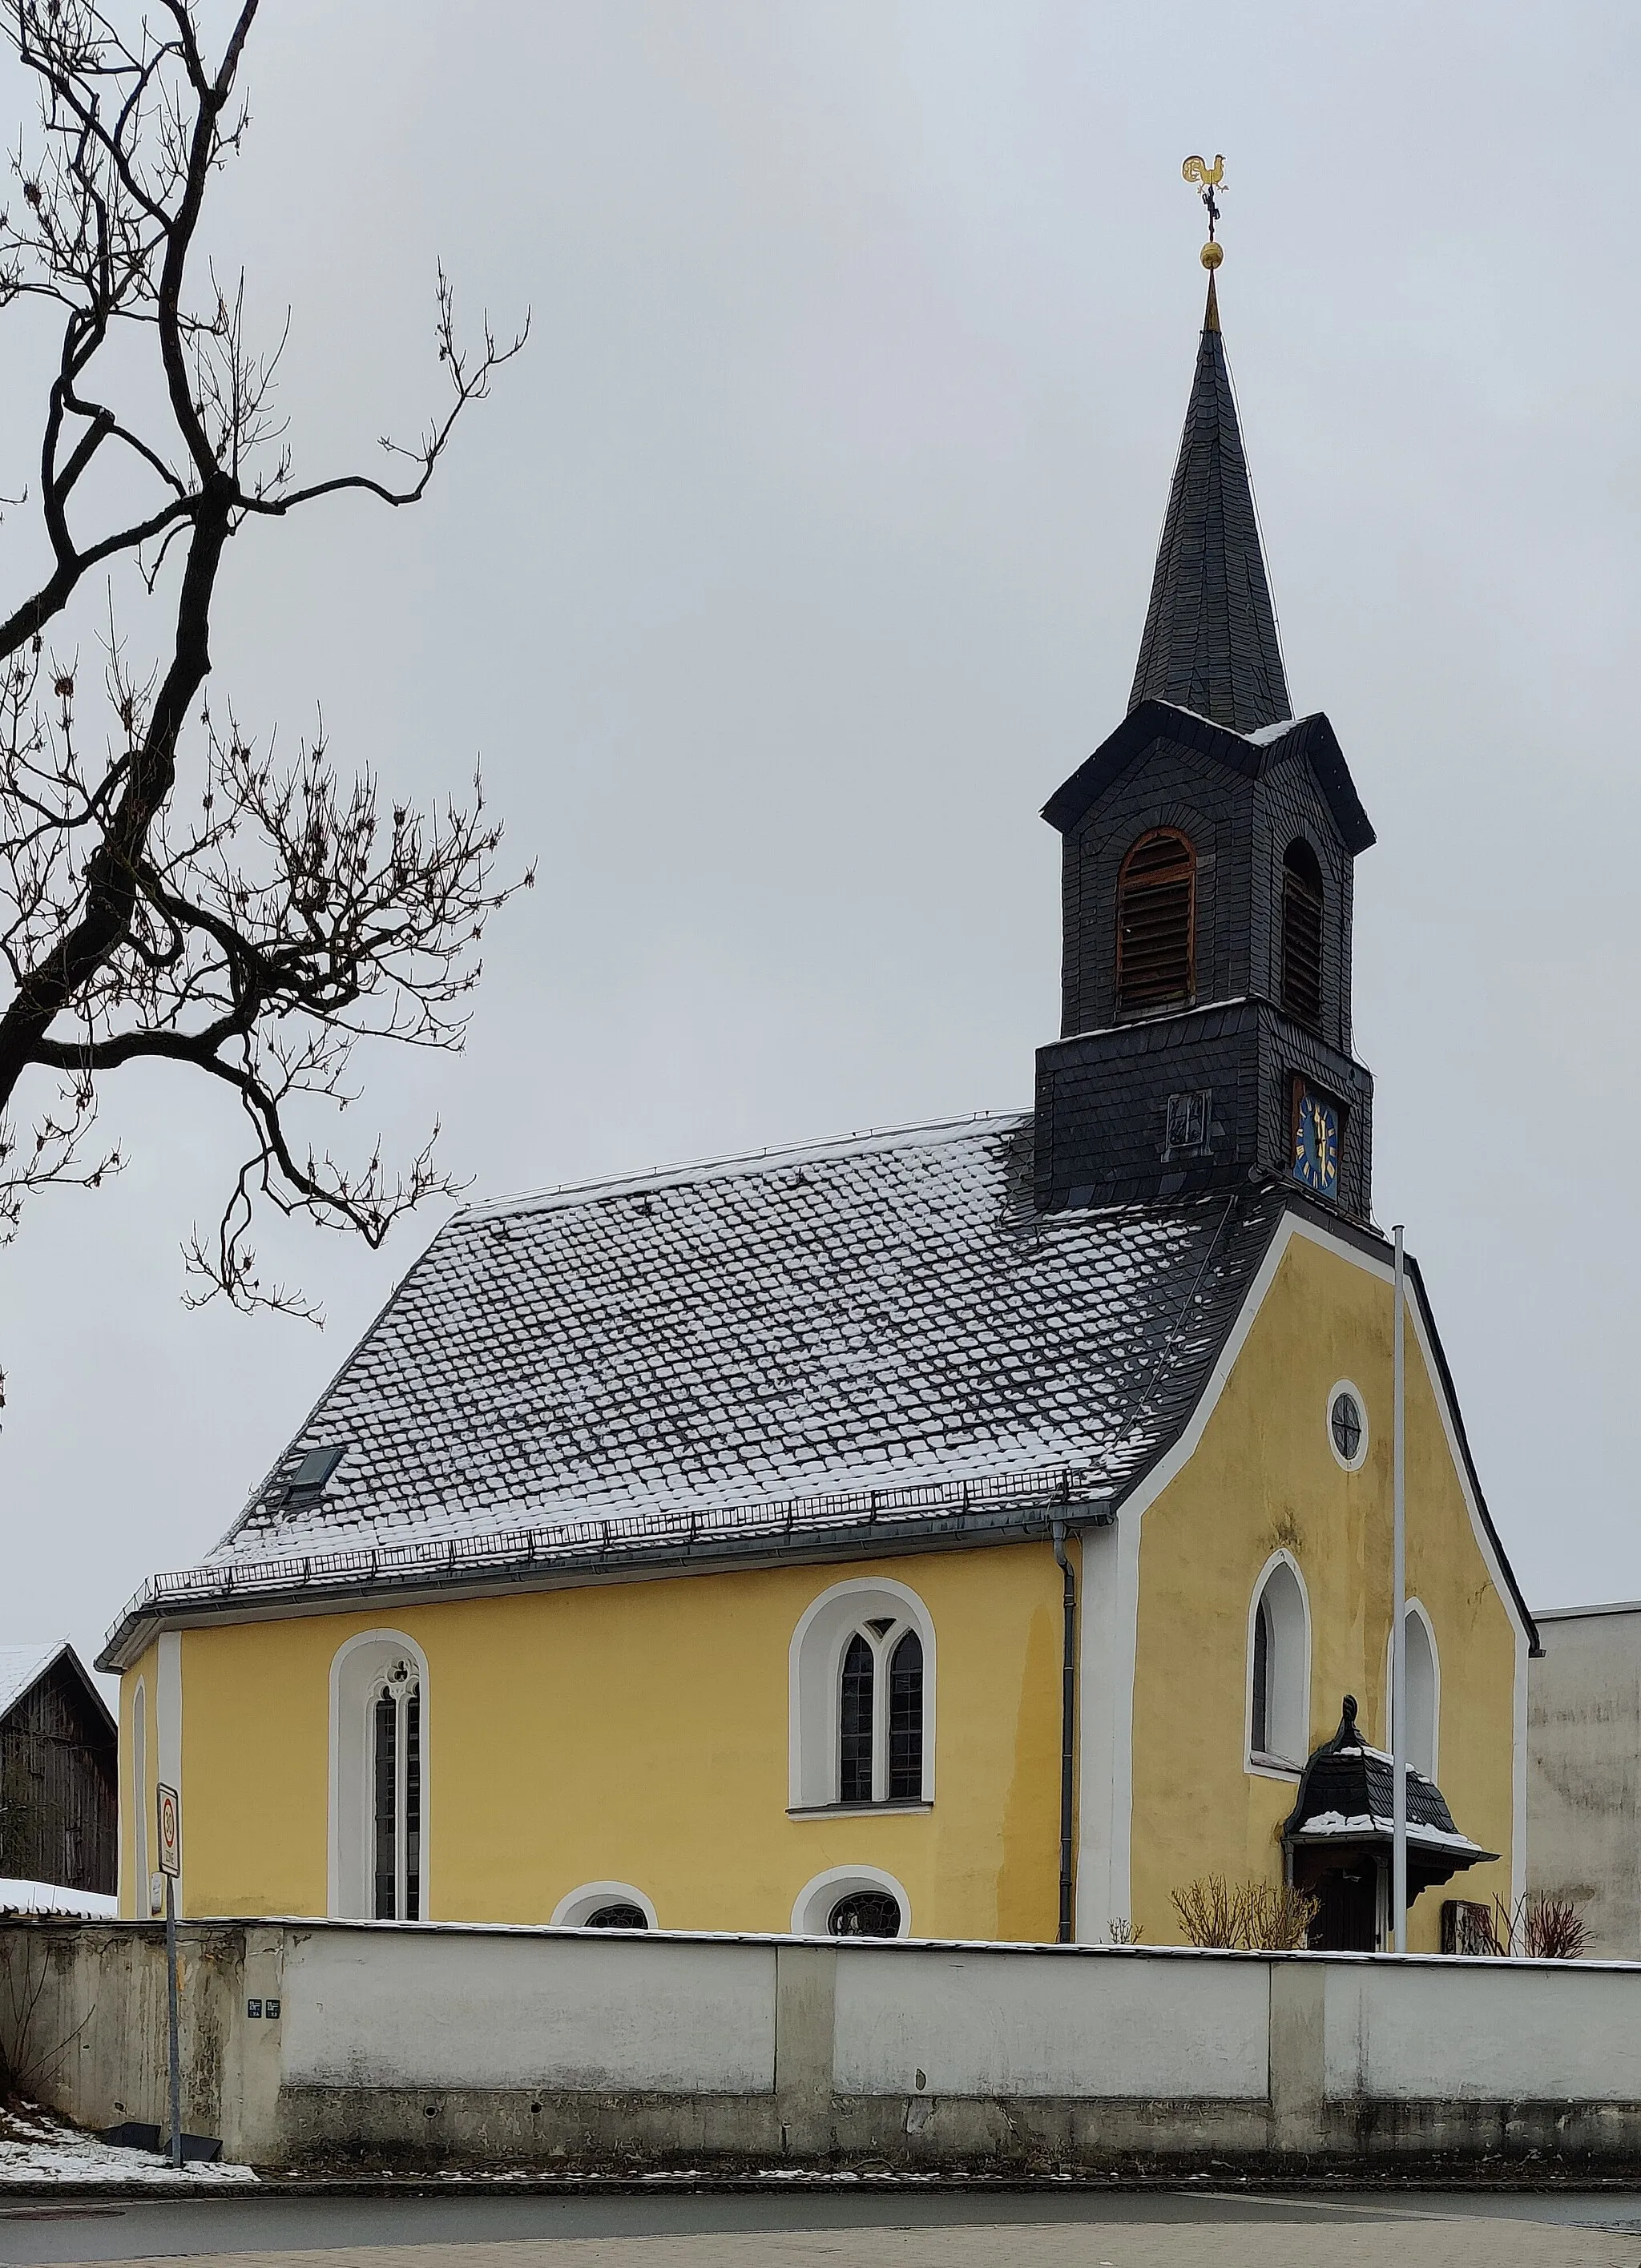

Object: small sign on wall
[157,1783,181,1878]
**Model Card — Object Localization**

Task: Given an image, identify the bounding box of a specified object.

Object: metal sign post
[157,1783,183,2169]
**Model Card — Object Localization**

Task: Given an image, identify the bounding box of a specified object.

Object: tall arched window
[371,1660,422,1921]
[329,1631,429,1920]
[1116,829,1195,1015]
[790,1581,936,1810]
[833,1620,924,1806]
[839,1633,874,1803]
[1392,1605,1440,1780]
[1280,839,1324,1031]
[1248,1556,1310,1770]
[888,1631,923,1801]
[131,1680,150,1917]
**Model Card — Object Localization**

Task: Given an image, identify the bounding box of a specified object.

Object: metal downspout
[1052,1519,1077,1943]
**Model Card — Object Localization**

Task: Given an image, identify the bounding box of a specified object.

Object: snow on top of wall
[205,1115,1284,1572]
[0,1877,117,1916]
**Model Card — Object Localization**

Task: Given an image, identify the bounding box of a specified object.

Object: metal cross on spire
[1182,153,1225,272]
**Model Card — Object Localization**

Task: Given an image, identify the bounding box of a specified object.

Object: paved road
[5,2189,1641,2268]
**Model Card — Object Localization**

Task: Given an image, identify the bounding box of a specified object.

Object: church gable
[1120,1217,1533,1947]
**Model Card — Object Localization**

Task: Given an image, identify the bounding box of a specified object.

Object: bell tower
[1033,181,1376,1217]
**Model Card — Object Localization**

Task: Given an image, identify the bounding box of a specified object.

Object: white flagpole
[1392,1223,1408,1955]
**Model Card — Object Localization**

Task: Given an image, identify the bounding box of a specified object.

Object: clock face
[1292,1084,1341,1198]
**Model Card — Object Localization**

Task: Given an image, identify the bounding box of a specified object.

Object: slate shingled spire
[1127,274,1292,734]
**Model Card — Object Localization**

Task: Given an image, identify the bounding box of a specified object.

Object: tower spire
[1127,160,1291,735]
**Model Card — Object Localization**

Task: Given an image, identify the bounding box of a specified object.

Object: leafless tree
[0,0,529,1372]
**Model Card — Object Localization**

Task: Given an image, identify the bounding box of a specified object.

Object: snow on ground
[0,1879,117,1918]
[0,2102,256,2185]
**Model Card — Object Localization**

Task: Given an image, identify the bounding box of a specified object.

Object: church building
[101,256,1535,1954]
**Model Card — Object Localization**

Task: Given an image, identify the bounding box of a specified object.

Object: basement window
[829,1889,903,1938]
[1116,830,1196,1015]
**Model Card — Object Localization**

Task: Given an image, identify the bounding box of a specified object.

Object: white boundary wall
[6,1920,1641,2172]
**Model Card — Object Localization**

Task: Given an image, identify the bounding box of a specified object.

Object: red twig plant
[0,0,530,1376]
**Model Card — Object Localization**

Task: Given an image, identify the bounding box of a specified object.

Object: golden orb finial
[1182,152,1226,270]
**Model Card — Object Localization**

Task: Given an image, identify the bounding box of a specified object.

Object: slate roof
[1127,274,1292,735]
[196,1114,1284,1570]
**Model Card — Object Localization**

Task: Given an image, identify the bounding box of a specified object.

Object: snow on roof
[0,1642,67,1720]
[197,1115,1283,1580]
[0,1877,117,1917]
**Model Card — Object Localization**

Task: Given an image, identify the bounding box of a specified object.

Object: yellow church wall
[144,1540,1066,1938]
[116,1638,159,1919]
[1127,1225,1521,1952]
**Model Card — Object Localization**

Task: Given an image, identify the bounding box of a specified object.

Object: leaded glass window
[370,1661,422,1922]
[829,1889,902,1938]
[888,1630,923,1801]
[839,1632,874,1804]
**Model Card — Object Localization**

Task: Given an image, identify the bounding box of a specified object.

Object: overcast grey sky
[2,1,1637,1679]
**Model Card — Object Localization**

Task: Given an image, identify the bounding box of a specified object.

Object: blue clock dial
[1292,1085,1340,1197]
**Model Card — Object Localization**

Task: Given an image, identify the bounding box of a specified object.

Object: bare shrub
[1171,1875,1319,1952]
[1106,1917,1143,1945]
[1171,1876,1240,1948]
[1239,1880,1320,1952]
[1491,1893,1588,1961]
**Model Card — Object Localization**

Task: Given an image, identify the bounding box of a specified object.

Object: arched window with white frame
[329,1630,429,1920]
[1389,1602,1440,1781]
[131,1678,151,1917]
[789,1580,936,1811]
[1248,1553,1311,1772]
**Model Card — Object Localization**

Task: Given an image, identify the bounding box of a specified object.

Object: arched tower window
[1117,830,1195,1015]
[1248,1556,1310,1770]
[1280,839,1324,1031]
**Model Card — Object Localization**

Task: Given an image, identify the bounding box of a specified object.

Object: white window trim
[1325,1376,1370,1472]
[328,1628,431,1921]
[791,1863,912,1938]
[788,1577,936,1811]
[1244,1549,1312,1779]
[551,1880,659,1930]
[130,1678,155,1918]
[1385,1597,1441,1782]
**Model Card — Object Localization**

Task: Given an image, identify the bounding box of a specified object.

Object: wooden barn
[0,1644,117,1896]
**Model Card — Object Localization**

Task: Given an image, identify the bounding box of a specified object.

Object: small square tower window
[1165,1090,1209,1155]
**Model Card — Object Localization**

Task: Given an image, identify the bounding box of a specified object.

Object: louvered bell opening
[1117,832,1195,1015]
[1280,843,1324,1033]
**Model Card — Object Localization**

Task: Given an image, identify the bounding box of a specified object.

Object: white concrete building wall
[1528,1604,1641,1959]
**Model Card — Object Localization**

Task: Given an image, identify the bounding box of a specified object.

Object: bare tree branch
[0,0,529,1367]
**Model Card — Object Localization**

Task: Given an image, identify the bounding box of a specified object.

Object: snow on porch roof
[181,1114,1287,1583]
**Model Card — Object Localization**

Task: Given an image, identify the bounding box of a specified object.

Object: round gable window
[1328,1383,1368,1472]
